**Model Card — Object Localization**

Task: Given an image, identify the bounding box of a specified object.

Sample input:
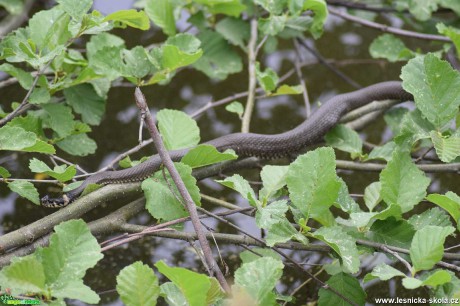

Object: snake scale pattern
[41,81,413,207]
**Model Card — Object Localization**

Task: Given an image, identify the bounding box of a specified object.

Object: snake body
[41,81,412,207]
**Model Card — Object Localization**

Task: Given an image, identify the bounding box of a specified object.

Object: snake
[41,81,413,207]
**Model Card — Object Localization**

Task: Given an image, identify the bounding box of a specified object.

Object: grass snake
[41,81,412,207]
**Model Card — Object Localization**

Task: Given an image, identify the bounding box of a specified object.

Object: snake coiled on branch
[41,81,413,207]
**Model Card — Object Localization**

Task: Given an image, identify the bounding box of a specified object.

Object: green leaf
[155,261,211,306]
[167,32,201,53]
[325,124,363,158]
[256,200,289,229]
[143,162,200,222]
[116,261,160,306]
[8,180,39,204]
[0,166,11,179]
[39,219,103,303]
[364,182,381,212]
[431,270,460,302]
[28,7,71,51]
[104,9,150,30]
[410,225,455,272]
[255,200,308,246]
[265,218,308,246]
[215,17,249,49]
[269,84,303,96]
[57,133,97,156]
[426,192,460,227]
[407,0,438,21]
[367,218,415,250]
[57,0,92,21]
[430,131,460,162]
[0,255,46,295]
[89,46,124,81]
[363,263,405,283]
[287,147,341,224]
[318,273,366,306]
[205,0,246,17]
[335,178,360,214]
[29,158,76,182]
[86,32,125,59]
[161,44,203,71]
[401,53,460,128]
[145,0,176,36]
[225,101,244,117]
[160,282,187,306]
[22,139,56,154]
[206,278,226,305]
[234,257,284,306]
[64,84,106,125]
[397,109,434,143]
[254,0,285,15]
[405,270,452,289]
[440,0,460,15]
[0,0,23,14]
[42,104,75,138]
[302,0,328,39]
[259,15,287,36]
[216,174,258,207]
[63,181,83,192]
[157,109,200,150]
[384,107,409,135]
[313,226,360,273]
[255,63,279,92]
[380,151,430,212]
[181,144,237,168]
[369,34,413,62]
[29,87,51,105]
[408,207,453,230]
[0,63,33,89]
[193,30,243,80]
[367,142,397,162]
[259,165,289,202]
[437,23,460,53]
[336,212,377,228]
[122,46,154,80]
[0,126,37,151]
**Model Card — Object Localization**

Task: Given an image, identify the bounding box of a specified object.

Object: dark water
[0,2,459,305]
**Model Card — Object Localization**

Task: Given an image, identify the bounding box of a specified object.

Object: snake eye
[41,195,49,204]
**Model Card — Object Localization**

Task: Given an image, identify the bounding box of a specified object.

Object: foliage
[1,0,460,305]
[0,220,103,304]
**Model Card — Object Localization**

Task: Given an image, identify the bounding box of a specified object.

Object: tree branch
[329,7,451,42]
[134,87,230,292]
[241,18,259,133]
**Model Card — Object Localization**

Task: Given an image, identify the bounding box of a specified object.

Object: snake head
[41,194,70,208]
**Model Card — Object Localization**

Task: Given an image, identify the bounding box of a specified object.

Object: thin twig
[51,155,88,174]
[329,7,451,42]
[282,266,325,306]
[381,246,412,274]
[134,87,230,292]
[414,146,434,163]
[241,18,258,133]
[327,0,452,14]
[336,160,460,173]
[0,65,47,127]
[296,38,361,89]
[0,0,35,37]
[293,39,311,118]
[193,206,358,306]
[255,35,268,56]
